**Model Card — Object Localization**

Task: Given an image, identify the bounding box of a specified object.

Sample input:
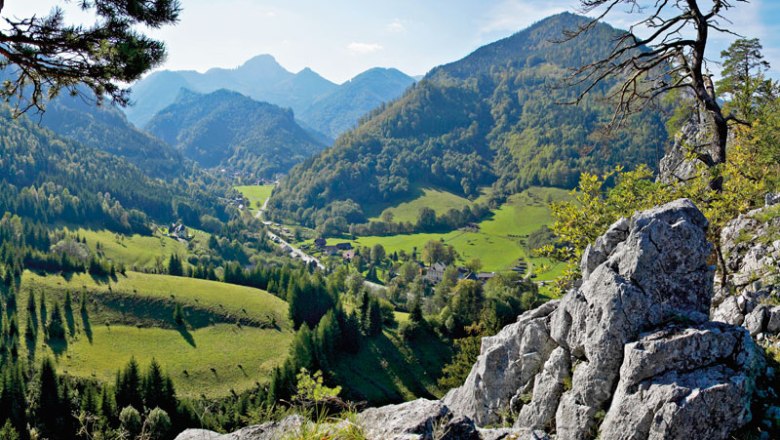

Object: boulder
[357,398,459,440]
[444,199,762,440]
[657,113,716,185]
[443,300,559,426]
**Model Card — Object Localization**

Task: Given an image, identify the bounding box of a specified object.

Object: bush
[142,407,171,440]
[119,405,142,437]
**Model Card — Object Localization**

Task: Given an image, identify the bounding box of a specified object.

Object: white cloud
[347,42,384,54]
[386,19,407,33]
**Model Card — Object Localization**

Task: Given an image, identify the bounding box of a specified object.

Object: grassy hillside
[73,228,211,271]
[333,187,569,277]
[236,184,275,212]
[19,271,292,397]
[332,325,452,405]
[366,187,476,224]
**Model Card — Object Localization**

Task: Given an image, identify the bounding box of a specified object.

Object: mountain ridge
[126,56,415,139]
[267,12,670,232]
[146,88,326,178]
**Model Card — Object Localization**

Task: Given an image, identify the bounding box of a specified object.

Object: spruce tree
[115,357,143,411]
[47,301,66,340]
[367,299,383,336]
[35,358,64,439]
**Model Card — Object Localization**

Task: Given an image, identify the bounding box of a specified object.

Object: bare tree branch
[565,0,750,192]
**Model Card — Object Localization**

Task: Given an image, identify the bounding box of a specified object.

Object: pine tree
[0,366,27,436]
[367,299,383,336]
[173,304,185,326]
[35,358,65,439]
[47,301,66,340]
[314,310,341,370]
[115,358,143,411]
[409,296,424,324]
[168,254,183,276]
[289,325,316,372]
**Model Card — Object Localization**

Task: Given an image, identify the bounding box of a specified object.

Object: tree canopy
[0,0,180,115]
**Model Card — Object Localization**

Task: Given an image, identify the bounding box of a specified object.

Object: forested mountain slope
[0,105,223,233]
[146,89,326,177]
[39,92,185,179]
[267,13,669,231]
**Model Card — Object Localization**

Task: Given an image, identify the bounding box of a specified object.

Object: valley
[1,2,777,439]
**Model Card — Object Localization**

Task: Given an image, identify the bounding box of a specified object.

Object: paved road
[254,194,324,269]
[254,191,383,289]
[266,230,325,270]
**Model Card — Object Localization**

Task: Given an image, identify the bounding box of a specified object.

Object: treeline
[0,214,124,287]
[0,354,193,439]
[345,203,491,237]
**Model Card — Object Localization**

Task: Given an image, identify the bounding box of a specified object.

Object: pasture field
[336,187,570,277]
[73,228,211,271]
[18,271,292,397]
[367,187,475,224]
[236,184,275,211]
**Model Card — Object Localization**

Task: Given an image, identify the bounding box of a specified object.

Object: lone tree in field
[568,0,749,191]
[0,0,180,115]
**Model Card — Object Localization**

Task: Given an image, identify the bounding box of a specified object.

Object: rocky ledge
[177,199,767,440]
[712,193,780,338]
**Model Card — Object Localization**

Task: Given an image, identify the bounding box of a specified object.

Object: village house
[424,262,447,284]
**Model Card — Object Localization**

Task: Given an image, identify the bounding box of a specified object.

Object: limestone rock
[444,199,761,440]
[443,300,559,426]
[357,398,454,440]
[174,415,304,440]
[657,114,716,185]
[600,323,763,440]
[712,197,780,335]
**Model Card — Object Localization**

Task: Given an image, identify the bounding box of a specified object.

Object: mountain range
[125,56,416,139]
[267,13,670,231]
[146,89,326,178]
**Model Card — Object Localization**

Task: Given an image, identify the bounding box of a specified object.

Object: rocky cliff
[176,199,767,440]
[712,193,780,338]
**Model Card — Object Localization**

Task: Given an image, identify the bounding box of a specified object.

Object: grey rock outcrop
[357,399,468,440]
[174,416,304,440]
[658,112,716,185]
[444,199,763,440]
[712,193,780,336]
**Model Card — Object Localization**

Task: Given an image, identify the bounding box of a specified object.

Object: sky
[5,1,780,84]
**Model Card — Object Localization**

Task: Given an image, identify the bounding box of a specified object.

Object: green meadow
[339,187,570,278]
[73,228,211,271]
[18,271,293,398]
[236,184,275,211]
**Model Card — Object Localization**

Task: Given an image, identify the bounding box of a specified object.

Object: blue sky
[7,1,780,84]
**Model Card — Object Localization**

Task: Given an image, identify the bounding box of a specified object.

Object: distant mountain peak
[241,54,286,70]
